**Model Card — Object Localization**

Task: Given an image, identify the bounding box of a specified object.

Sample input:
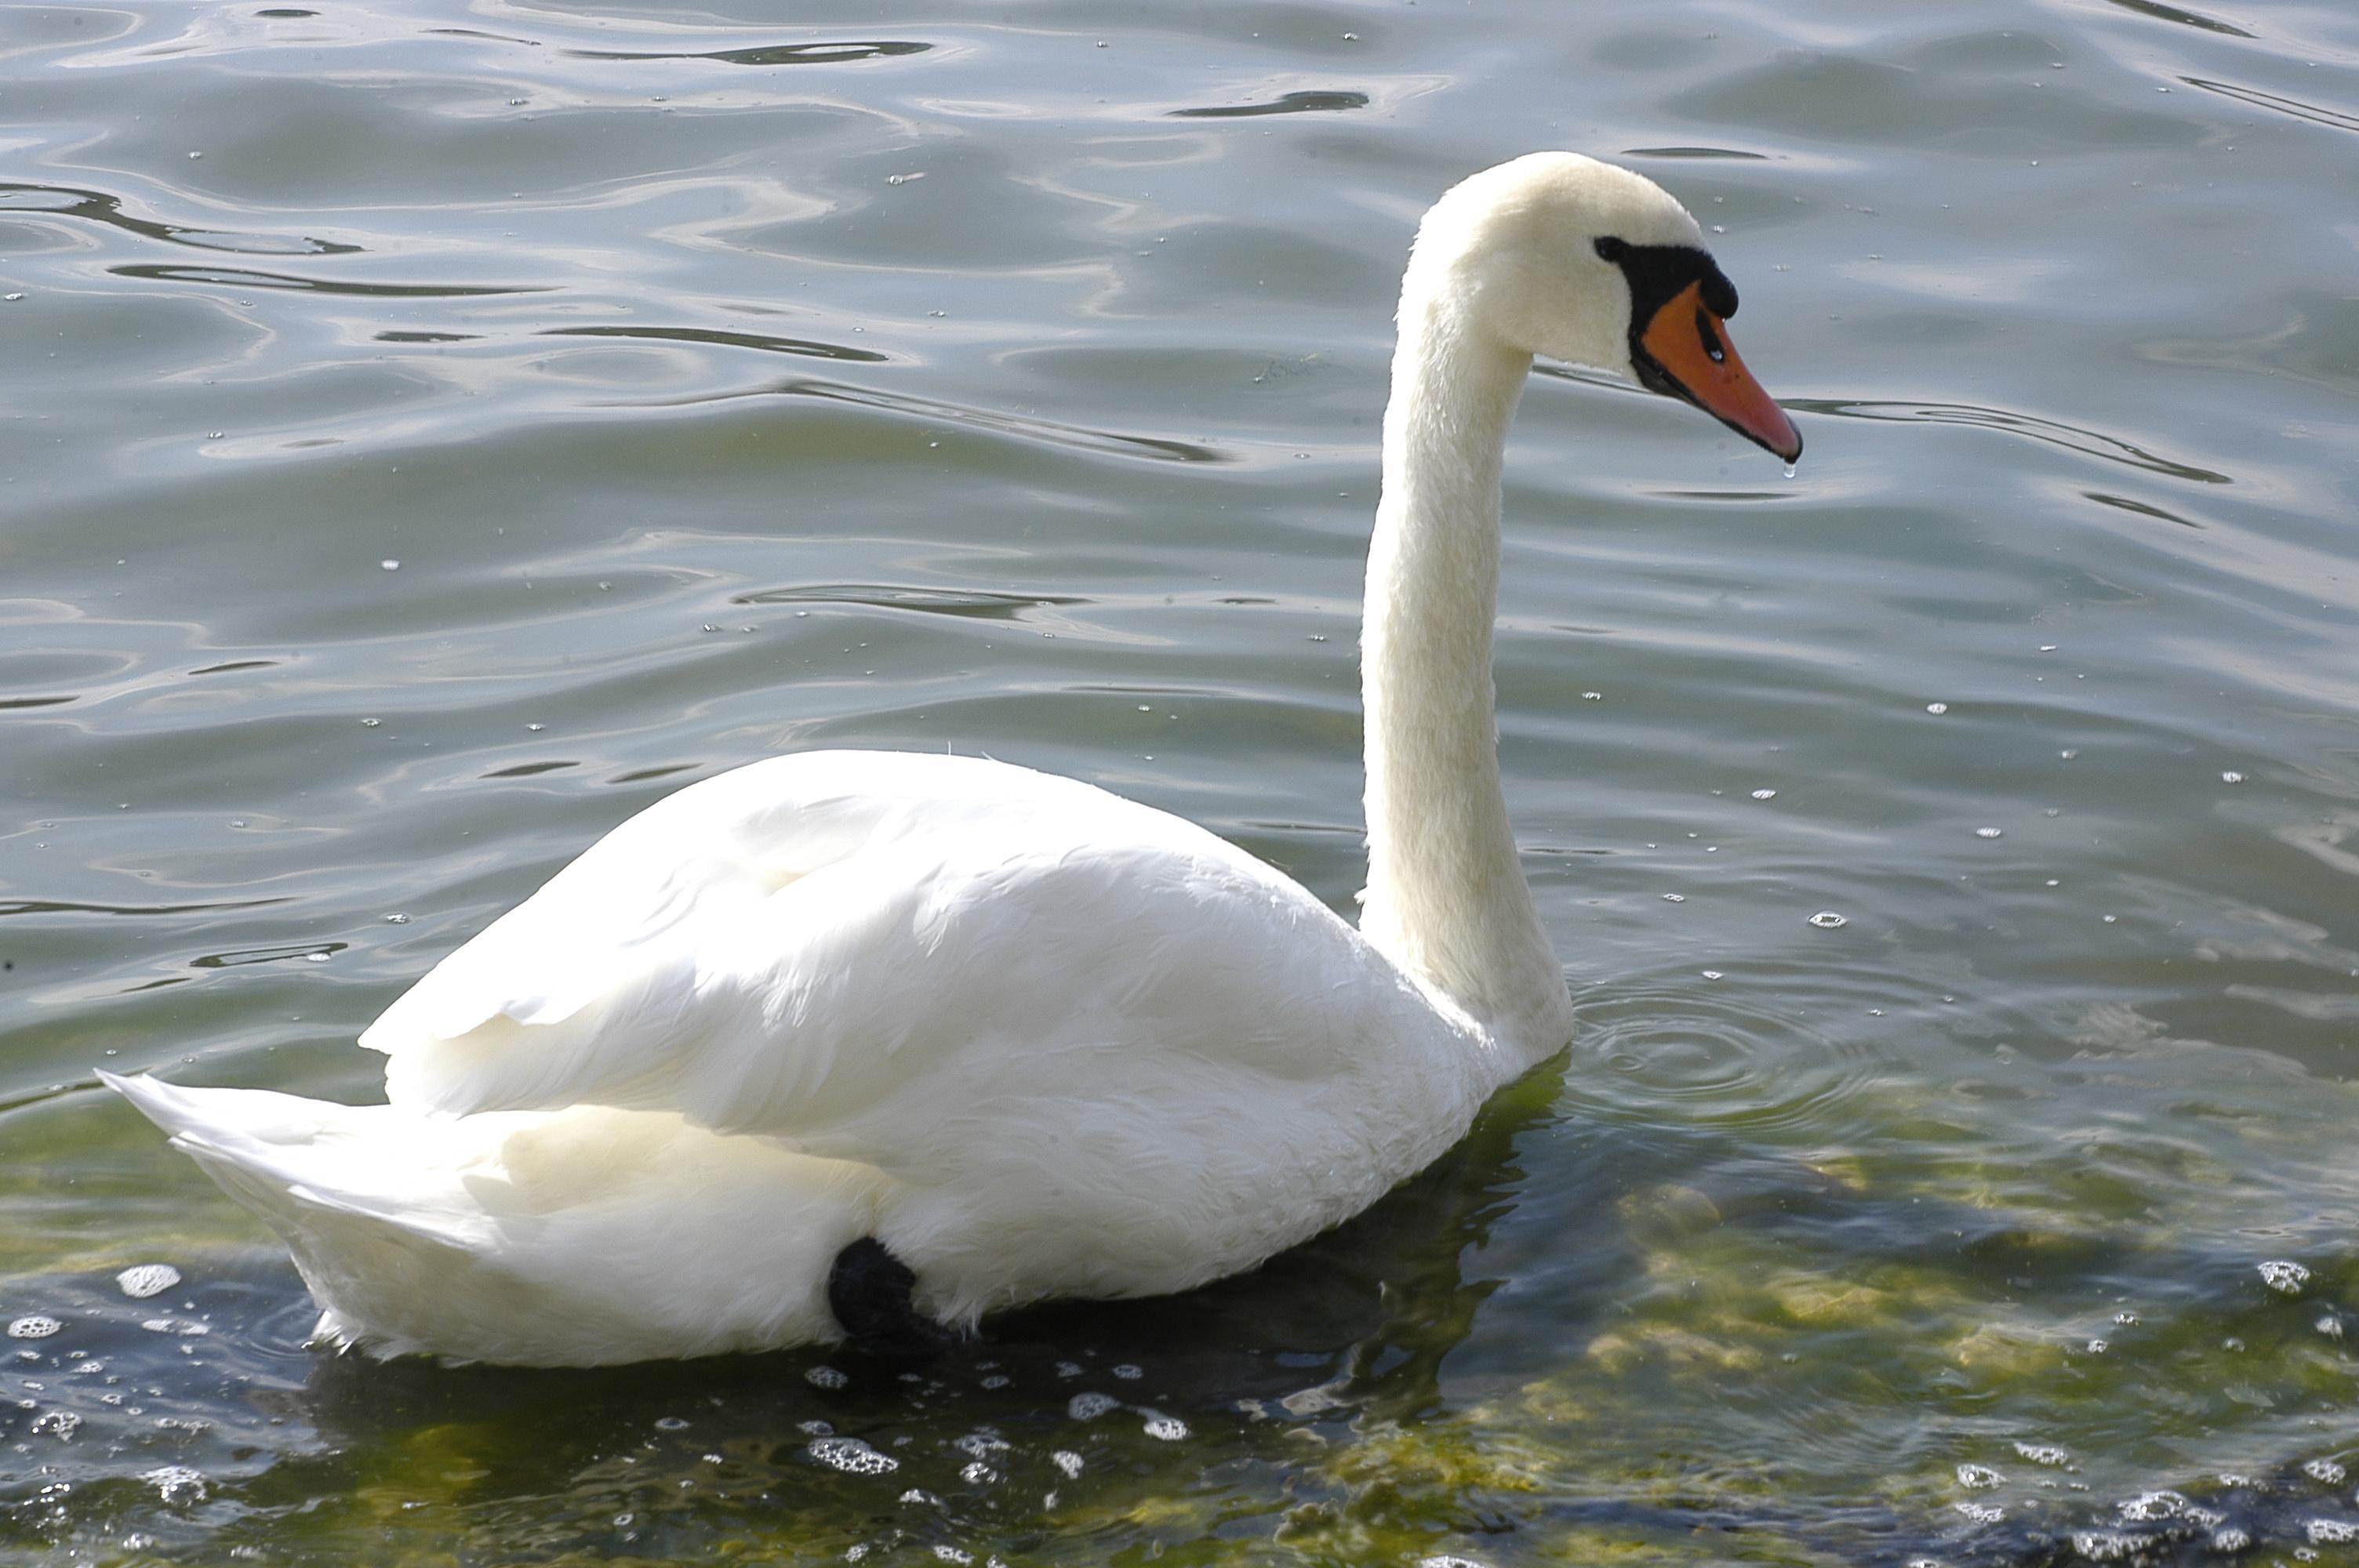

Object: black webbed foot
[827,1237,959,1362]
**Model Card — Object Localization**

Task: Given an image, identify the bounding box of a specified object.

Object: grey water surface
[4,0,2358,1563]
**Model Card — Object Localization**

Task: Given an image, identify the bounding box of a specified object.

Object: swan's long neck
[1360,277,1573,1064]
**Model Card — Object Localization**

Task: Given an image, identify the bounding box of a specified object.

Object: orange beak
[1636,282,1802,463]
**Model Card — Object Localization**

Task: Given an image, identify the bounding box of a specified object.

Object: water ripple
[2180,76,2359,136]
[0,897,293,920]
[0,181,358,257]
[1171,90,1370,118]
[108,263,548,298]
[1574,978,1890,1139]
[732,584,1085,619]
[2103,0,2259,38]
[540,325,889,365]
[565,41,932,67]
[1794,398,2232,483]
[635,377,1230,463]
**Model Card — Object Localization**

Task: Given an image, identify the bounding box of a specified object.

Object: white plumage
[107,153,1798,1364]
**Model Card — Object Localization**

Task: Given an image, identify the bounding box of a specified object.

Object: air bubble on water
[806,1364,849,1388]
[2211,1528,2251,1552]
[31,1410,80,1439]
[1808,911,1847,929]
[1661,893,1686,903]
[1976,827,2003,839]
[1054,1360,1083,1379]
[2113,1310,2138,1326]
[2085,1338,2107,1354]
[808,1436,897,1475]
[386,913,409,924]
[1925,702,1949,715]
[2015,1442,2070,1466]
[1112,1363,1142,1380]
[1750,788,1776,800]
[2310,1520,2359,1544]
[655,1416,689,1431]
[1954,1501,2005,1524]
[1052,1450,1084,1479]
[1140,1409,1187,1441]
[379,559,400,572]
[2119,1490,2190,1522]
[932,1548,972,1565]
[2070,1532,2138,1560]
[2260,1260,2310,1295]
[1067,1392,1118,1421]
[305,951,329,962]
[116,1265,180,1300]
[799,1418,834,1436]
[2102,915,2117,924]
[953,1433,1009,1460]
[144,1465,206,1502]
[2222,771,2244,784]
[980,1373,1009,1388]
[1581,691,1603,701]
[360,717,380,727]
[2302,1457,2346,1485]
[8,1316,60,1339]
[1419,1558,1491,1568]
[2060,749,2078,760]
[1701,969,1723,980]
[1958,1464,2004,1490]
[2315,1315,2343,1339]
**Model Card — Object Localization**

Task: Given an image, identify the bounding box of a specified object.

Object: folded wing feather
[362,751,1379,1154]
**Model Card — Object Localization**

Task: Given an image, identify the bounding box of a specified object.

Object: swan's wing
[365,750,1403,1144]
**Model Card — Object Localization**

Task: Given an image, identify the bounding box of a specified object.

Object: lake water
[5,0,2358,1563]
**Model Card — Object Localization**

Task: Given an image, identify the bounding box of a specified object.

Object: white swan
[105,152,1801,1367]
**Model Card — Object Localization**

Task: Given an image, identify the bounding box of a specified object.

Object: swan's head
[1410,151,1801,462]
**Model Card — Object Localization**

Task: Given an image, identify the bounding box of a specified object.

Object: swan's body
[108,153,1798,1366]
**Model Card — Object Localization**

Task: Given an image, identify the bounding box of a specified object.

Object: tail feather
[99,1070,485,1247]
[99,1072,881,1364]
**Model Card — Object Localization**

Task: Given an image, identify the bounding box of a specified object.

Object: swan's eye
[1593,235,1630,263]
[1696,307,1726,364]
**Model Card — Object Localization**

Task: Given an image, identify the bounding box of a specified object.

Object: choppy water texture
[4,0,2358,1563]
